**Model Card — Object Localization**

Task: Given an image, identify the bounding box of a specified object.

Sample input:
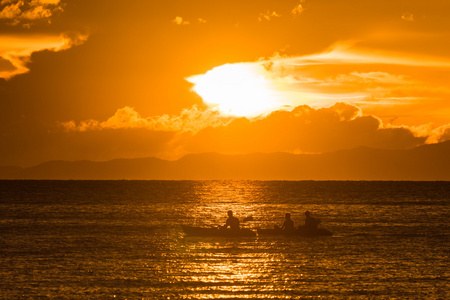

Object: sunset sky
[1,0,450,167]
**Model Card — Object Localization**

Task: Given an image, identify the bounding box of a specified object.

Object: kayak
[257,227,333,237]
[182,225,257,237]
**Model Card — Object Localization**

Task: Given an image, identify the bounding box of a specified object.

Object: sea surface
[0,180,449,299]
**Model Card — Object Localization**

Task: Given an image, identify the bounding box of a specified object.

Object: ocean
[0,180,448,299]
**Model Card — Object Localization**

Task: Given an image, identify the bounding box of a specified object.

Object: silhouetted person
[274,212,294,232]
[304,211,321,230]
[281,213,294,231]
[223,210,240,230]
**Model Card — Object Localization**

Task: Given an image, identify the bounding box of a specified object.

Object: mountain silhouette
[1,141,449,180]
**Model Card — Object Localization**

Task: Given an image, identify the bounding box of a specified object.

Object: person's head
[305,211,310,217]
[285,213,291,219]
[227,210,233,217]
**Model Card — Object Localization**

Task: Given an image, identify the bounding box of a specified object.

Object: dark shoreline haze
[1,141,449,180]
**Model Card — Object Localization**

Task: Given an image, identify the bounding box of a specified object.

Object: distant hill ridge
[1,141,449,180]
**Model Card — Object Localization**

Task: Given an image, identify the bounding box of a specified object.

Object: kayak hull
[257,227,333,237]
[182,225,257,237]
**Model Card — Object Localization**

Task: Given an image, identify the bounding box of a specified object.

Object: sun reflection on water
[161,181,348,298]
[158,235,325,299]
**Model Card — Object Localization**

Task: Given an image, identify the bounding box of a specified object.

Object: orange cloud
[172,16,190,25]
[401,12,414,22]
[0,0,63,27]
[426,124,450,144]
[0,32,88,79]
[291,1,305,16]
[180,103,429,155]
[284,42,450,68]
[60,103,450,161]
[258,10,281,22]
[334,72,410,85]
[61,106,231,133]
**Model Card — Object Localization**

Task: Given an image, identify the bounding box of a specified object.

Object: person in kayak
[273,212,295,232]
[304,211,321,230]
[223,210,240,230]
[281,213,295,231]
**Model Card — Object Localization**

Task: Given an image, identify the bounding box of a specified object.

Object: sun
[186,63,283,118]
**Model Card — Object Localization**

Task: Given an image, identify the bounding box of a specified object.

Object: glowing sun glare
[186,63,282,118]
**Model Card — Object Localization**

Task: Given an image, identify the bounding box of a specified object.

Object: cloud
[0,0,63,27]
[402,12,414,22]
[59,106,234,162]
[12,101,439,166]
[59,31,89,49]
[0,31,88,79]
[61,106,231,134]
[172,16,206,25]
[58,102,450,161]
[291,1,305,16]
[335,72,410,85]
[172,16,190,25]
[179,103,430,155]
[258,10,281,22]
[426,124,450,144]
[253,43,450,118]
[287,42,450,68]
